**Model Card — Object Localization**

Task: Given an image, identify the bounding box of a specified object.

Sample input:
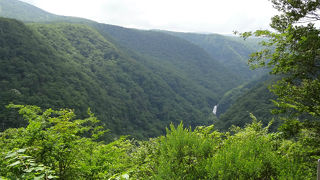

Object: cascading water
[212,105,218,115]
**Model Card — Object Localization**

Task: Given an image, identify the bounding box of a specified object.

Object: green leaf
[34,174,45,180]
[17,148,26,153]
[8,160,21,167]
[34,167,45,171]
[5,152,17,159]
[47,175,56,179]
[24,168,34,173]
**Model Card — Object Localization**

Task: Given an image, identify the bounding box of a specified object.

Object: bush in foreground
[0,105,318,179]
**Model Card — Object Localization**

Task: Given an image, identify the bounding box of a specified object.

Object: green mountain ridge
[0,0,93,23]
[0,0,262,88]
[163,31,265,81]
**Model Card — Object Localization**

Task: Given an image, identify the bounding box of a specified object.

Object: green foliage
[209,120,282,179]
[154,123,221,179]
[216,76,281,131]
[277,118,320,178]
[217,74,272,117]
[1,105,318,179]
[0,104,130,179]
[126,118,317,179]
[4,148,57,179]
[93,24,243,98]
[240,0,320,117]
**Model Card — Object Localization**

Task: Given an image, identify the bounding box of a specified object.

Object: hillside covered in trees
[0,17,223,138]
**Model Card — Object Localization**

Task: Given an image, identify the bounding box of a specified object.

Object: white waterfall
[212,105,218,115]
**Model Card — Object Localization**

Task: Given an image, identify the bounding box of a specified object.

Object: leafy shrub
[0,104,131,179]
[152,123,222,179]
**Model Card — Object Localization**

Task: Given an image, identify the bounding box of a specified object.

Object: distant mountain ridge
[162,31,265,81]
[0,0,93,23]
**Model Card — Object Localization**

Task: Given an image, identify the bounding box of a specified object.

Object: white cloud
[19,0,278,34]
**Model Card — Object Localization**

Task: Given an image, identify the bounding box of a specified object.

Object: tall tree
[241,0,320,116]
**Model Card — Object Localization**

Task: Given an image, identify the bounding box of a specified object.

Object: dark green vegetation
[216,75,273,117]
[215,75,280,131]
[1,105,318,179]
[93,24,242,98]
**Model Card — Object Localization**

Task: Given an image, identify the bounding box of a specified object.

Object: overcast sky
[20,0,278,34]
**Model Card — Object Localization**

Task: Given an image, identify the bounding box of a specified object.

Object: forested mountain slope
[93,24,242,98]
[215,75,279,131]
[0,0,252,97]
[164,32,265,81]
[0,18,218,138]
[216,75,272,117]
